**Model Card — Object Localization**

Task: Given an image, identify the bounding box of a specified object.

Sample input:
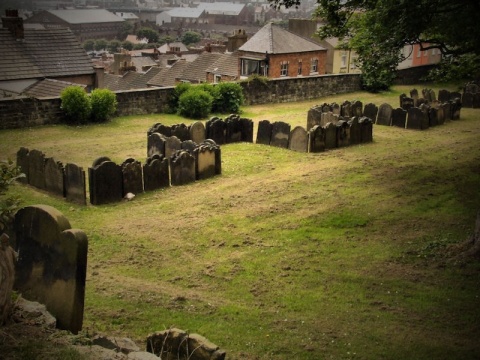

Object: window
[298,60,302,75]
[341,52,347,68]
[280,61,289,76]
[311,58,318,73]
[214,74,221,83]
[241,58,268,77]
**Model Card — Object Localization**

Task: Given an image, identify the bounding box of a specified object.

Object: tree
[107,40,122,53]
[122,40,134,51]
[181,31,202,46]
[118,21,134,41]
[83,39,95,52]
[94,39,108,52]
[160,35,175,44]
[136,27,159,44]
[269,0,480,90]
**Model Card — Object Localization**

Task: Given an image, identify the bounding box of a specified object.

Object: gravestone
[202,140,222,175]
[341,100,352,118]
[348,117,361,145]
[206,117,226,145]
[170,150,196,186]
[410,89,419,106]
[429,107,439,127]
[28,149,46,190]
[320,112,338,127]
[400,95,415,110]
[351,100,363,117]
[391,108,407,128]
[336,120,350,147]
[225,115,243,143]
[91,156,111,168]
[307,105,322,130]
[308,125,326,153]
[16,147,29,183]
[256,120,273,145]
[450,91,462,101]
[406,107,425,130]
[194,144,217,180]
[376,103,393,126]
[321,103,332,113]
[324,122,337,149]
[462,93,474,108]
[240,118,254,143]
[181,140,198,153]
[147,133,167,157]
[359,117,373,143]
[165,136,182,159]
[121,158,143,196]
[14,205,88,334]
[465,83,479,94]
[419,104,431,129]
[65,163,86,205]
[172,124,190,141]
[288,126,308,152]
[424,89,436,102]
[143,155,169,191]
[44,157,65,197]
[88,160,123,205]
[363,103,378,122]
[148,123,172,137]
[270,121,291,149]
[451,98,462,120]
[436,106,445,125]
[438,89,451,103]
[331,103,341,115]
[189,122,205,144]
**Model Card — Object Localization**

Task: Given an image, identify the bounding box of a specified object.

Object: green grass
[1,84,480,359]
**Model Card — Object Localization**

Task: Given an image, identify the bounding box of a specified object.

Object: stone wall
[394,64,437,85]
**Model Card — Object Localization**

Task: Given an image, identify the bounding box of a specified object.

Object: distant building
[398,43,442,69]
[156,8,207,26]
[197,2,249,25]
[24,9,125,41]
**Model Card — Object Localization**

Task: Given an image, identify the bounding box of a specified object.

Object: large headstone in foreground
[14,205,88,334]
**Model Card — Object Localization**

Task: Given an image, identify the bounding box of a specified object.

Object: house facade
[398,43,442,69]
[237,23,326,79]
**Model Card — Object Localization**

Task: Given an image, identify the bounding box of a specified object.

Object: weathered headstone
[170,150,196,186]
[307,105,322,130]
[143,155,169,191]
[44,157,65,197]
[359,117,373,143]
[288,126,308,152]
[308,125,325,153]
[324,122,337,149]
[65,163,86,205]
[171,123,190,141]
[376,103,393,126]
[270,121,291,149]
[436,106,445,125]
[406,107,426,130]
[16,147,29,183]
[336,120,350,147]
[400,95,415,110]
[165,136,182,159]
[438,89,451,103]
[240,117,254,143]
[428,107,439,127]
[450,91,462,101]
[225,115,243,143]
[410,89,419,106]
[320,112,338,127]
[331,103,341,115]
[14,205,88,334]
[181,140,198,153]
[194,144,216,180]
[148,123,172,137]
[189,122,206,145]
[391,108,407,128]
[351,100,363,117]
[363,103,378,122]
[451,98,462,120]
[442,102,451,121]
[256,120,273,145]
[206,117,226,145]
[341,100,352,118]
[88,160,123,205]
[28,149,46,190]
[147,133,167,157]
[121,158,143,196]
[321,103,332,113]
[348,117,361,145]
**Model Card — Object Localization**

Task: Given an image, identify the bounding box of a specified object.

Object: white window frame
[280,61,289,77]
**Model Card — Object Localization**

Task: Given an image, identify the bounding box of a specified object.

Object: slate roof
[0,28,95,81]
[168,8,205,18]
[158,42,189,54]
[180,52,223,83]
[46,9,124,24]
[23,78,86,98]
[103,67,162,91]
[197,2,245,16]
[206,53,239,77]
[131,56,158,70]
[238,22,326,54]
[147,60,189,87]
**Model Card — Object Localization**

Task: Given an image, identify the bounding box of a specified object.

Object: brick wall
[268,51,327,78]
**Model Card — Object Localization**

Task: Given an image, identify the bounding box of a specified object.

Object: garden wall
[0,74,361,130]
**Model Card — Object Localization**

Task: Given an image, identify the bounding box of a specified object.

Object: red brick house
[237,23,327,79]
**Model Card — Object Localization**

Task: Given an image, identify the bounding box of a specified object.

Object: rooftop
[45,9,124,24]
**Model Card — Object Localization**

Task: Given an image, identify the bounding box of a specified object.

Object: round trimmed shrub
[60,86,91,124]
[90,88,118,123]
[167,82,192,114]
[178,88,213,119]
[212,82,244,113]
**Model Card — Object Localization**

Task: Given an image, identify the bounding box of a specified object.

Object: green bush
[167,82,192,113]
[212,82,244,113]
[90,89,118,123]
[178,88,213,119]
[60,86,92,124]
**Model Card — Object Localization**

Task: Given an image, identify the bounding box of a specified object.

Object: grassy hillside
[1,85,479,359]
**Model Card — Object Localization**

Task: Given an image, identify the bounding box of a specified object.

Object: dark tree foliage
[269,0,480,90]
[136,28,159,44]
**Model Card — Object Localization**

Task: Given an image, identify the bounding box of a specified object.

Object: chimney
[2,9,24,40]
[227,29,247,52]
[94,65,105,89]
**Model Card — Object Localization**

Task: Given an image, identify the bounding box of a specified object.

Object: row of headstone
[89,140,221,205]
[16,147,86,205]
[307,100,364,130]
[206,114,254,145]
[256,117,373,153]
[461,83,480,108]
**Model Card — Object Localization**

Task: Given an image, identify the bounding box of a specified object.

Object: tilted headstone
[348,117,361,145]
[438,89,451,103]
[336,120,350,148]
[324,122,337,149]
[194,144,217,180]
[270,121,291,149]
[363,103,378,122]
[288,126,308,152]
[165,136,182,159]
[14,205,88,334]
[88,160,123,205]
[462,92,474,108]
[28,149,46,190]
[406,107,426,130]
[147,133,167,157]
[256,120,273,145]
[376,103,393,126]
[359,117,373,143]
[16,147,29,183]
[143,154,169,191]
[391,108,407,128]
[410,89,419,106]
[351,100,363,117]
[170,150,196,186]
[189,122,206,145]
[206,117,226,145]
[44,157,65,197]
[65,163,86,205]
[181,140,198,153]
[307,105,322,131]
[308,125,326,153]
[171,123,190,141]
[121,158,143,196]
